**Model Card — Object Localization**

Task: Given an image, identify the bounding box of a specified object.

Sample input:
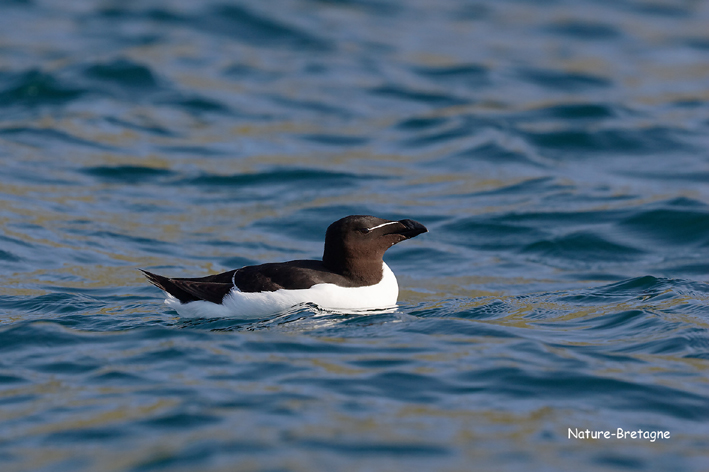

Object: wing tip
[139,269,167,291]
[140,269,234,305]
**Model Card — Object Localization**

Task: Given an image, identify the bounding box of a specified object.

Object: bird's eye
[359,227,371,234]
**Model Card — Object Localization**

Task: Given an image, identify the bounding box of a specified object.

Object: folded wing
[140,269,234,304]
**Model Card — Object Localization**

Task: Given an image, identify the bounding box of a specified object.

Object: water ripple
[2,0,709,470]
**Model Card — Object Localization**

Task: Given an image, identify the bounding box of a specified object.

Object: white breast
[165,263,399,319]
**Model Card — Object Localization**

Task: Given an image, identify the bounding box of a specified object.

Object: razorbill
[142,215,428,318]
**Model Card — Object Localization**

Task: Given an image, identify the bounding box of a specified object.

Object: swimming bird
[141,215,428,318]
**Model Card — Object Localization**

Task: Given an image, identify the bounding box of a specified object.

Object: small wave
[82,59,160,91]
[159,95,232,115]
[80,165,175,183]
[559,275,668,303]
[442,217,547,251]
[371,84,468,107]
[619,206,709,246]
[529,103,618,120]
[199,4,330,51]
[0,126,114,150]
[521,231,645,263]
[0,69,85,109]
[0,249,20,262]
[395,116,448,130]
[181,168,370,189]
[455,142,541,165]
[411,63,490,89]
[544,20,620,40]
[298,134,370,146]
[0,293,106,318]
[456,367,709,420]
[516,67,611,92]
[522,126,693,155]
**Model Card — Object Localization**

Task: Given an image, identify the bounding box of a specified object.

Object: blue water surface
[1,0,709,471]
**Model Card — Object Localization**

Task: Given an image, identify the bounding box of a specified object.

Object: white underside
[164,262,399,319]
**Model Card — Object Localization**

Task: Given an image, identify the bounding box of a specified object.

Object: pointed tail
[140,269,232,304]
[140,269,199,303]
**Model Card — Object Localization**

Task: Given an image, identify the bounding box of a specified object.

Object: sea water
[1,1,708,471]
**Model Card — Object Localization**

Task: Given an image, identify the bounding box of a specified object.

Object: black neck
[322,251,383,285]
